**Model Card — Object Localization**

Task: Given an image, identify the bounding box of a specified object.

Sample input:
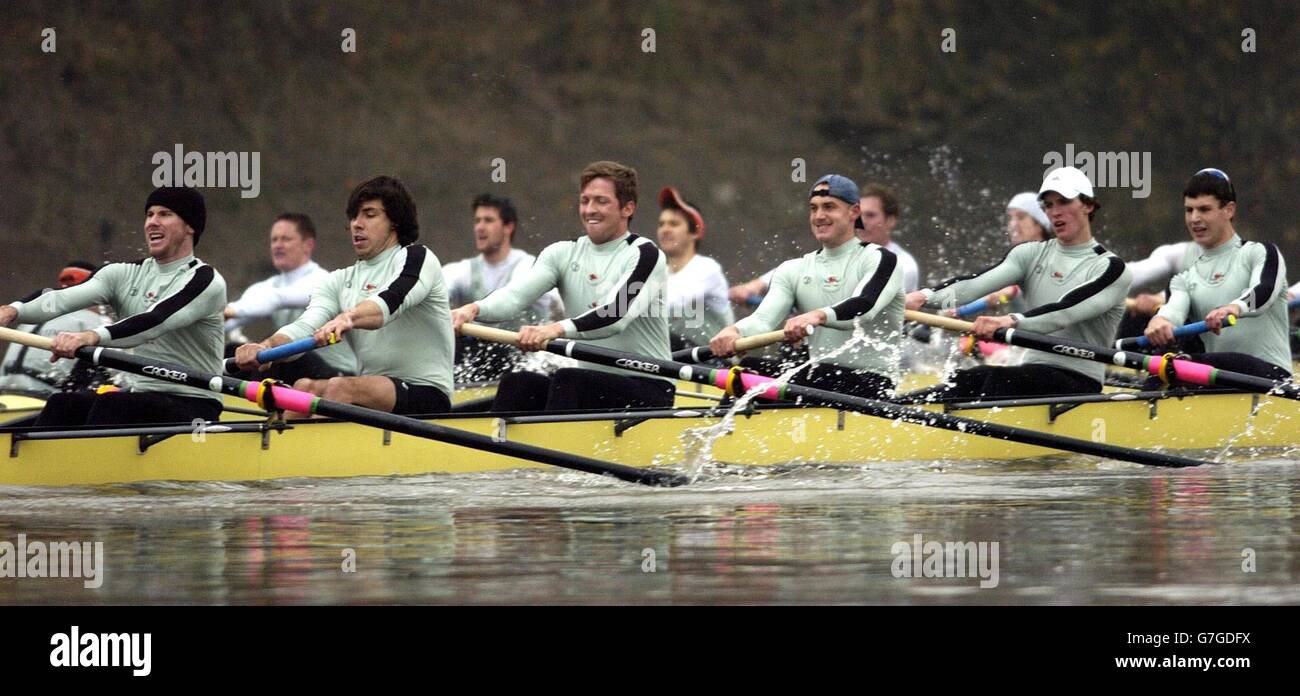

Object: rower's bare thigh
[313,375,397,411]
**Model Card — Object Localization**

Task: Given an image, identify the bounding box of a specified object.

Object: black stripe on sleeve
[1021,256,1125,318]
[377,246,429,315]
[930,246,1018,292]
[106,265,215,339]
[1246,242,1281,311]
[571,239,659,333]
[827,247,898,320]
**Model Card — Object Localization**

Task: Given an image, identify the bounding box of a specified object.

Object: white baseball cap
[1038,166,1095,200]
[1007,192,1051,231]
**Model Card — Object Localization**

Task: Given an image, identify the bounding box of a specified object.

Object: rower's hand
[223,305,238,320]
[904,291,928,311]
[710,326,742,358]
[1130,292,1166,317]
[0,304,17,327]
[234,342,271,372]
[49,330,99,361]
[450,303,479,333]
[315,312,354,345]
[1143,316,1176,347]
[517,322,565,352]
[1204,305,1240,334]
[971,315,1015,341]
[783,311,824,344]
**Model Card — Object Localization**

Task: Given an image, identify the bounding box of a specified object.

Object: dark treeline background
[2,0,1297,304]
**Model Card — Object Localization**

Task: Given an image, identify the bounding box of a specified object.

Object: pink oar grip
[242,382,318,412]
[1142,355,1214,386]
[711,370,783,400]
[1170,359,1215,386]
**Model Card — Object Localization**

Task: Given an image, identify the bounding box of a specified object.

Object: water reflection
[0,457,1297,604]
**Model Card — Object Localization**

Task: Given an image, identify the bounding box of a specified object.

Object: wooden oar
[0,327,686,487]
[461,323,1211,468]
[670,327,812,363]
[905,310,1300,400]
[1114,315,1234,350]
[221,336,328,374]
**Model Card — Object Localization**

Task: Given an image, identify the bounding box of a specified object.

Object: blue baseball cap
[809,174,860,206]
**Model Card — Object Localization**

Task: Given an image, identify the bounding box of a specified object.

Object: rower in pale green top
[451,160,675,412]
[235,175,454,416]
[0,186,227,427]
[1143,168,1292,383]
[905,166,1132,398]
[710,174,906,399]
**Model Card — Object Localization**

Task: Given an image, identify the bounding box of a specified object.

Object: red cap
[657,186,705,240]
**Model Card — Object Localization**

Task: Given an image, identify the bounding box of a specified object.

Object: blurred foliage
[1,0,1296,303]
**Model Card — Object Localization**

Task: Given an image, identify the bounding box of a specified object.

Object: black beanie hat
[145,186,207,245]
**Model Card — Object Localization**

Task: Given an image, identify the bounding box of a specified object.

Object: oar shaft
[954,285,1019,318]
[0,326,684,487]
[1114,316,1233,350]
[221,336,320,374]
[461,323,1209,468]
[904,310,1298,400]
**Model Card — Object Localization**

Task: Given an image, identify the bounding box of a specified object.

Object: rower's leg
[33,391,98,427]
[316,376,399,412]
[84,393,222,426]
[490,371,551,412]
[545,368,675,410]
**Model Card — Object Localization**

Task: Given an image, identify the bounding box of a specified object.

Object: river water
[2,451,1297,604]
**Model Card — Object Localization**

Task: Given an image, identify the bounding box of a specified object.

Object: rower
[656,186,734,350]
[443,193,559,381]
[1142,168,1292,384]
[709,174,905,398]
[0,261,114,395]
[0,186,227,425]
[223,212,357,381]
[727,182,921,303]
[904,166,1131,398]
[1006,192,1051,246]
[234,175,454,415]
[450,160,675,411]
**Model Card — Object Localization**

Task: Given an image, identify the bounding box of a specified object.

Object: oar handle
[953,285,1020,318]
[0,326,53,350]
[905,309,974,333]
[668,328,811,363]
[1114,315,1235,350]
[221,336,328,374]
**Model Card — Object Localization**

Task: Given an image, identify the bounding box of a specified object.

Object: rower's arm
[8,266,116,323]
[1014,257,1131,334]
[1155,272,1192,327]
[224,278,279,329]
[477,242,563,322]
[93,266,227,348]
[562,241,664,339]
[279,272,343,341]
[1229,242,1287,316]
[822,247,903,327]
[923,245,1029,311]
[1127,242,1188,290]
[735,262,797,336]
[369,246,445,326]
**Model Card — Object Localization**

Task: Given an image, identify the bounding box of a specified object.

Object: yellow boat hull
[1,390,1294,486]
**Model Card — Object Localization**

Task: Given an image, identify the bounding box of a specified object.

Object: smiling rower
[0,186,227,426]
[451,161,674,412]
